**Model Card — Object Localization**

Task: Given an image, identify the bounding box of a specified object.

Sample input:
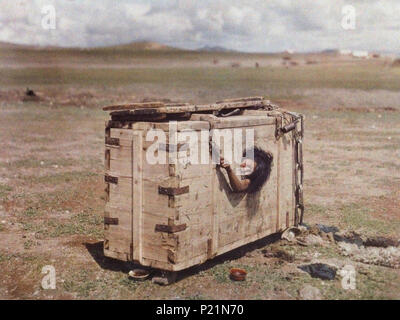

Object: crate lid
[103,97,278,117]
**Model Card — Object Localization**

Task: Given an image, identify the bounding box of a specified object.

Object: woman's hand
[220,157,231,171]
[220,157,250,192]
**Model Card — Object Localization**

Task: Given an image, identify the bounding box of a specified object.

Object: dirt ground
[0,47,399,299]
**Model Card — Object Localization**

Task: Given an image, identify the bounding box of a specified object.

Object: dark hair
[244,147,273,193]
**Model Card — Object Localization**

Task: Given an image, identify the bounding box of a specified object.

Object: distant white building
[339,49,352,55]
[352,50,369,58]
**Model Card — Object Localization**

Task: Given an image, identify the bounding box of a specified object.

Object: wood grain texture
[103,98,273,116]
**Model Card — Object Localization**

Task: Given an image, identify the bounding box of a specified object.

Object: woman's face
[240,158,256,176]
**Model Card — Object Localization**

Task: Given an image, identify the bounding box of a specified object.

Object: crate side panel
[173,167,213,264]
[104,129,133,258]
[214,124,279,249]
[279,133,294,231]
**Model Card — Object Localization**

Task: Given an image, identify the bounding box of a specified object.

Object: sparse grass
[210,262,232,284]
[306,203,332,220]
[21,211,103,239]
[62,269,98,298]
[24,207,39,217]
[357,144,399,151]
[1,158,77,169]
[306,201,400,236]
[16,172,103,217]
[61,268,144,299]
[339,203,400,236]
[25,171,98,186]
[44,212,103,238]
[0,252,20,263]
[118,277,141,292]
[23,240,34,250]
[2,64,400,92]
[0,184,12,200]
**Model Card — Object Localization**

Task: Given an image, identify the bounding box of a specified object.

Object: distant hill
[0,40,181,51]
[321,49,339,54]
[198,45,236,52]
[0,41,38,49]
[98,41,179,51]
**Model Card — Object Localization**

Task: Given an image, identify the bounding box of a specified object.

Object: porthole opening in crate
[219,146,274,194]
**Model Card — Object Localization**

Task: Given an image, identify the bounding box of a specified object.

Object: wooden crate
[103,97,304,271]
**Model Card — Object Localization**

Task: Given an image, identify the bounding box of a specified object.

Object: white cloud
[0,0,398,52]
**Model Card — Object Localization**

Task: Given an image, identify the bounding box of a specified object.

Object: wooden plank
[174,197,211,215]
[279,133,294,230]
[138,226,276,271]
[106,138,133,178]
[107,177,132,207]
[211,162,219,257]
[172,179,211,211]
[103,99,272,115]
[216,96,264,103]
[105,230,131,257]
[105,211,131,230]
[176,211,203,227]
[154,121,209,131]
[216,227,275,259]
[178,224,211,247]
[158,142,189,153]
[142,149,170,182]
[132,131,143,262]
[143,181,176,217]
[174,140,211,180]
[104,101,165,111]
[141,244,169,263]
[110,126,153,140]
[175,239,209,264]
[218,215,245,247]
[209,116,276,129]
[142,212,177,263]
[189,114,275,128]
[107,159,132,178]
[107,120,154,130]
[104,248,129,261]
[276,136,281,231]
[105,124,133,259]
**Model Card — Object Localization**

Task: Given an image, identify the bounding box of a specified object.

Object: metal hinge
[105,137,120,146]
[292,113,304,225]
[104,217,119,225]
[155,223,187,233]
[158,185,189,196]
[105,174,118,184]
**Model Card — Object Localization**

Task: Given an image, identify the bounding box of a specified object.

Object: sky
[0,0,399,53]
